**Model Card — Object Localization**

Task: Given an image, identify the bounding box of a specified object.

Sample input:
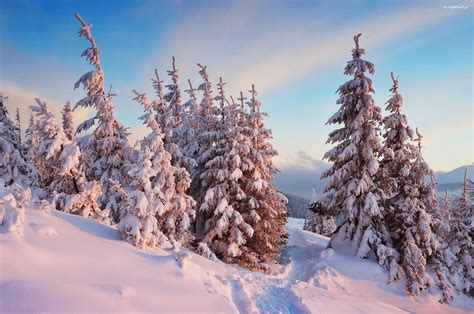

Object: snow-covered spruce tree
[163,56,183,136]
[237,84,288,269]
[24,114,38,158]
[413,131,453,302]
[441,190,451,220]
[0,94,35,186]
[236,91,248,128]
[0,94,21,151]
[412,132,450,246]
[135,63,195,181]
[150,69,168,131]
[445,214,473,296]
[379,76,453,302]
[195,77,256,263]
[380,75,447,297]
[0,139,35,187]
[122,90,195,249]
[161,57,196,172]
[62,101,74,141]
[190,64,219,201]
[29,98,107,222]
[73,13,131,218]
[378,72,416,204]
[452,168,473,220]
[178,79,200,163]
[29,98,74,190]
[444,169,473,296]
[14,108,21,148]
[121,143,167,249]
[317,34,395,271]
[468,177,474,203]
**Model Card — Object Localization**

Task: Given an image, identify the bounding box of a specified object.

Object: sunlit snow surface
[1,207,472,313]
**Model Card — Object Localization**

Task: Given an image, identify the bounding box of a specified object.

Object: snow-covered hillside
[283,193,311,218]
[1,206,472,313]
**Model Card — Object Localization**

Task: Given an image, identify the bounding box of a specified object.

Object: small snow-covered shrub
[0,181,31,235]
[54,181,109,225]
[174,249,192,270]
[304,201,336,236]
[0,138,36,187]
[119,190,167,249]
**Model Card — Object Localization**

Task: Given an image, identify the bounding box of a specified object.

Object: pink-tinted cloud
[141,3,457,97]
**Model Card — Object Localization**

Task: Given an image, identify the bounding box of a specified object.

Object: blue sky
[1,0,472,197]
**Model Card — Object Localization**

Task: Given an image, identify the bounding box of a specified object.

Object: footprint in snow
[29,222,57,236]
[95,284,127,296]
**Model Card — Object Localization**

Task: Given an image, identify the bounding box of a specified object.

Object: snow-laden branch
[152,69,164,101]
[390,72,399,94]
[74,13,101,71]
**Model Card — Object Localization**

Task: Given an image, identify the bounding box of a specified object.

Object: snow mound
[0,183,31,235]
[1,209,472,313]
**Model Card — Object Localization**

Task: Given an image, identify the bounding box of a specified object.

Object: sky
[1,0,472,197]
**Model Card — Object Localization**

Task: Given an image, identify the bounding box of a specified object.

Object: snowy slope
[1,209,472,313]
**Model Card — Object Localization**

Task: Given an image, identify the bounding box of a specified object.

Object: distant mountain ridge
[435,165,473,184]
[282,192,311,219]
[277,164,472,203]
[434,164,473,193]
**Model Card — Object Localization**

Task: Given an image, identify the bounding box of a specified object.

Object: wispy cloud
[234,4,456,93]
[274,151,329,198]
[137,1,326,96]
[422,117,473,145]
[1,82,93,130]
[140,3,457,96]
[1,1,468,173]
[0,41,96,131]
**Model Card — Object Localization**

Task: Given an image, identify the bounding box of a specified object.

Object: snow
[287,217,305,230]
[1,208,472,313]
[0,189,25,235]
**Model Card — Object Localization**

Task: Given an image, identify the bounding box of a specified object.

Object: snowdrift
[1,205,472,313]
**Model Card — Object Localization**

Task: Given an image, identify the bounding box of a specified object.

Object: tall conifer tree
[72,13,131,217]
[317,34,392,264]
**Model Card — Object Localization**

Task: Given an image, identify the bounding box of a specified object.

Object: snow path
[1,212,472,313]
